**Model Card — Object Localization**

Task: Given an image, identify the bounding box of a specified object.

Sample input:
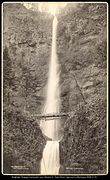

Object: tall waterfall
[40,16,61,175]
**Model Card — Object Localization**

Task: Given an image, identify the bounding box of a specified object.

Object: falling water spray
[40,16,61,175]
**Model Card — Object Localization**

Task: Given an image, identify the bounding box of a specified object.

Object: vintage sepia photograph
[1,2,108,176]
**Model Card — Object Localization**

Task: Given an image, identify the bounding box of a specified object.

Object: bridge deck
[31,113,69,120]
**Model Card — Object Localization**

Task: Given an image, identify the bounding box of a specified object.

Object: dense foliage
[60,98,107,174]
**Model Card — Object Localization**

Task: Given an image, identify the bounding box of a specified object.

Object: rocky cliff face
[57,3,107,112]
[57,3,107,174]
[3,3,52,174]
[3,3,53,113]
[3,3,107,174]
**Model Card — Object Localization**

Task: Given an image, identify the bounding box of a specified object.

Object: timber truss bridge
[31,112,71,121]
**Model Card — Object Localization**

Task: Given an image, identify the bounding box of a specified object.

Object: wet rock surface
[3,3,107,174]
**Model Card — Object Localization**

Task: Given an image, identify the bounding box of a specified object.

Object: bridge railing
[30,112,75,120]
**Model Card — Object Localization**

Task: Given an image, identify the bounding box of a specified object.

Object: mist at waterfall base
[40,16,62,175]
